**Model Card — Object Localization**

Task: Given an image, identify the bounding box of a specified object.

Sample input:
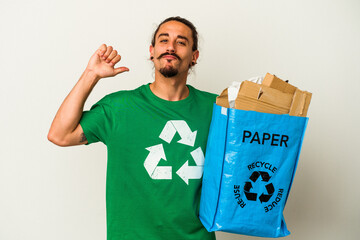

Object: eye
[177,41,186,46]
[160,39,168,43]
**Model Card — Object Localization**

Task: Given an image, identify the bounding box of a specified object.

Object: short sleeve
[79,96,113,145]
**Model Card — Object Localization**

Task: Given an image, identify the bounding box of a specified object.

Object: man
[48,16,217,240]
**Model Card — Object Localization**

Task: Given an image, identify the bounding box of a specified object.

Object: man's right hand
[48,44,129,147]
[86,44,129,79]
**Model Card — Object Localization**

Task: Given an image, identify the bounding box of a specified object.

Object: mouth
[158,53,181,61]
[162,55,177,60]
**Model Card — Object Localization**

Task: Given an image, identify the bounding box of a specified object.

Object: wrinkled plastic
[199,104,308,238]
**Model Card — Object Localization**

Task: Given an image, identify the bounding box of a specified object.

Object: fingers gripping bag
[199,75,311,238]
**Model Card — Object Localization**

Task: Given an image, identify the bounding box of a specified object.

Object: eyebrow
[158,33,189,42]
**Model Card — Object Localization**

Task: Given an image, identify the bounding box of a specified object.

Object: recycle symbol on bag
[143,120,204,185]
[244,171,275,203]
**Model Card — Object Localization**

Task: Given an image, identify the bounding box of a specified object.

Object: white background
[0,0,359,239]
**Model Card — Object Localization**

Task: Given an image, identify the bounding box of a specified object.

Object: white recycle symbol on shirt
[143,120,205,185]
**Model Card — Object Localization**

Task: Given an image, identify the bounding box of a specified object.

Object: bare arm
[47,44,129,147]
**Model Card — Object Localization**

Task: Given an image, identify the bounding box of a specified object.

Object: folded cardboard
[236,81,293,110]
[216,73,312,117]
[216,88,230,108]
[262,73,297,94]
[289,89,312,117]
[234,96,289,115]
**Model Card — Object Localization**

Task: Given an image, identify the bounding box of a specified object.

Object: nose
[166,41,175,53]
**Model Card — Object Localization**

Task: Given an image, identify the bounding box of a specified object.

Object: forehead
[156,20,192,40]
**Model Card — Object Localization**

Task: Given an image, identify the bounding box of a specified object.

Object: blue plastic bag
[200,104,308,238]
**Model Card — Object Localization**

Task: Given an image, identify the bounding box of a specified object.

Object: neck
[150,71,189,101]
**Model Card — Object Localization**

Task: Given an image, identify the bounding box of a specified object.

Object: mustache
[157,52,181,60]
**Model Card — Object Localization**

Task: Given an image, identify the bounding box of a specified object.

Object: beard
[159,65,179,78]
[157,53,181,78]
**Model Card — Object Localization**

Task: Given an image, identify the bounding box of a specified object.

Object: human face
[150,21,199,78]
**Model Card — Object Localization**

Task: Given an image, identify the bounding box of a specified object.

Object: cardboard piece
[289,89,312,117]
[262,73,297,94]
[216,88,230,108]
[235,81,293,114]
[216,73,312,117]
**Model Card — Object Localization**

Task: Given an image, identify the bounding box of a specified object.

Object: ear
[149,45,154,60]
[192,50,199,64]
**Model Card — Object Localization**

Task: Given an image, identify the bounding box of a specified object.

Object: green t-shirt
[80,83,217,240]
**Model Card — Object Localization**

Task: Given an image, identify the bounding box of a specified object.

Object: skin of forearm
[48,69,100,142]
